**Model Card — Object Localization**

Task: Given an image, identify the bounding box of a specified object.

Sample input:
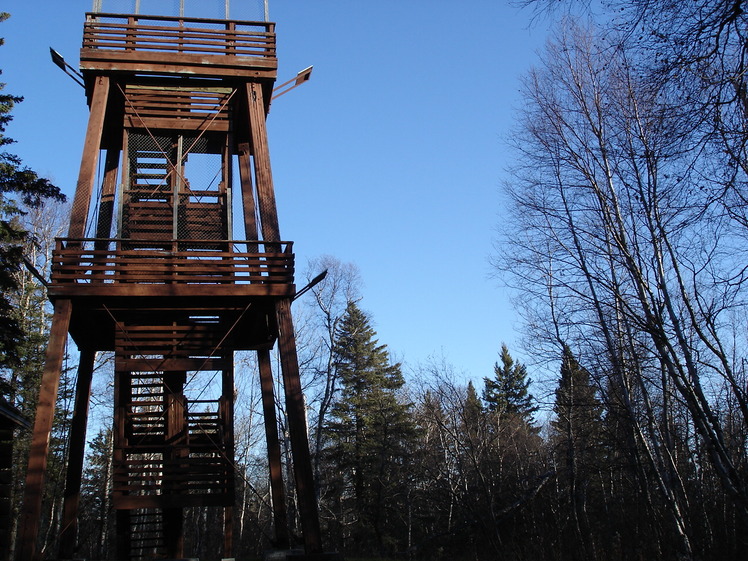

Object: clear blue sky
[2,1,547,385]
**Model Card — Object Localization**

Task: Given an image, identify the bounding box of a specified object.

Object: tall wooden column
[245,80,323,554]
[59,349,97,559]
[68,76,110,239]
[258,348,290,548]
[17,300,73,561]
[18,73,110,561]
[276,299,323,554]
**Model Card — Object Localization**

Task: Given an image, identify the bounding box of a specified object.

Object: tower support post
[275,298,323,554]
[17,299,73,561]
[68,75,110,239]
[258,348,290,548]
[59,348,96,559]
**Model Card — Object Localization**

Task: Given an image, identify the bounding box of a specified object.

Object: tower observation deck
[18,6,334,561]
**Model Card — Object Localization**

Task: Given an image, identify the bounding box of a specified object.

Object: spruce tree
[552,345,603,449]
[551,345,604,560]
[482,344,537,422]
[0,12,64,373]
[324,301,415,555]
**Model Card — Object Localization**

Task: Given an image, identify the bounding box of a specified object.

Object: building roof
[0,395,31,430]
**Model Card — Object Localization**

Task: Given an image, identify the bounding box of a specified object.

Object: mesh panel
[122,133,175,243]
[93,0,267,21]
[122,132,228,245]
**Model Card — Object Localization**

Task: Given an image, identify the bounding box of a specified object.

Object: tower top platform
[80,12,278,83]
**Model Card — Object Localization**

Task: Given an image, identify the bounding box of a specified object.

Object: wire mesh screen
[122,132,228,245]
[92,0,268,21]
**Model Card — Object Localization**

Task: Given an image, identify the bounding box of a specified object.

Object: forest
[2,1,748,560]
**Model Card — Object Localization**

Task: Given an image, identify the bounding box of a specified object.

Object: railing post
[227,21,236,56]
[126,16,136,51]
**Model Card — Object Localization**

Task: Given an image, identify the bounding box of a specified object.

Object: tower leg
[164,507,183,558]
[275,299,323,555]
[17,299,73,561]
[224,505,233,558]
[115,509,130,561]
[258,348,290,549]
[67,75,110,239]
[59,348,96,559]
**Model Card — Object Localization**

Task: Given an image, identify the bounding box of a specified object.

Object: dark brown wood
[59,348,96,559]
[246,82,281,242]
[258,348,290,548]
[80,13,277,80]
[115,509,131,560]
[275,298,324,554]
[49,284,295,298]
[68,75,110,239]
[238,142,259,240]
[224,504,233,558]
[95,149,121,243]
[17,299,73,561]
[20,10,329,559]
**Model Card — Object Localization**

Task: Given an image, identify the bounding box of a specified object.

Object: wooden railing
[83,13,276,59]
[51,238,294,286]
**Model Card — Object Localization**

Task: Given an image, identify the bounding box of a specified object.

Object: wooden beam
[48,284,296,298]
[275,298,323,554]
[246,82,280,242]
[95,148,120,245]
[68,75,111,239]
[17,299,73,561]
[257,348,289,549]
[238,141,259,241]
[58,349,96,559]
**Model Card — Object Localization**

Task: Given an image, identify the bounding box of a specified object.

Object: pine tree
[324,301,415,555]
[552,345,603,452]
[482,344,537,422]
[551,345,604,560]
[78,428,114,560]
[0,12,64,373]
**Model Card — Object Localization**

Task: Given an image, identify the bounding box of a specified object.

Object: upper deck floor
[80,12,278,82]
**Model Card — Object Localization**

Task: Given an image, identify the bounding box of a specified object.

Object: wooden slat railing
[51,238,294,286]
[83,13,276,59]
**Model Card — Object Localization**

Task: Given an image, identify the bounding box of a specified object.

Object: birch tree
[499,20,748,558]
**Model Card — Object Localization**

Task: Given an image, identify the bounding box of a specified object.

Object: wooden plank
[49,283,294,298]
[80,50,277,77]
[112,493,232,510]
[120,358,226,371]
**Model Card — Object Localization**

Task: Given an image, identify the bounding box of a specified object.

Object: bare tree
[300,256,362,484]
[499,20,748,559]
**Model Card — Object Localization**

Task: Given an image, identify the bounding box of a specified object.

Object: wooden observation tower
[18,3,329,560]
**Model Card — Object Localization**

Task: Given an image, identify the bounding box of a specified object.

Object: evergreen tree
[0,12,64,373]
[78,428,114,560]
[482,343,537,422]
[463,380,484,433]
[551,345,604,560]
[552,345,603,452]
[324,301,415,555]
[0,19,67,557]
